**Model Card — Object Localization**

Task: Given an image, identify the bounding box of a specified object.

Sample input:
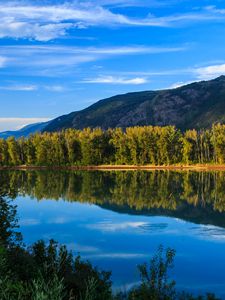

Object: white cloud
[0,2,165,41]
[0,2,224,41]
[195,63,225,80]
[0,19,74,41]
[83,75,148,84]
[0,118,50,131]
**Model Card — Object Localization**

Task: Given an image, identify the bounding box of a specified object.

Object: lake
[1,170,225,297]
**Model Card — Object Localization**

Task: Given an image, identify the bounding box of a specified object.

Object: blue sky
[1,0,225,130]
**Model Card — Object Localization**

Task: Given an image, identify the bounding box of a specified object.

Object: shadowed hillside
[44,76,225,132]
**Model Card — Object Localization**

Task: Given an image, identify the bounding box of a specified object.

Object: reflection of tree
[0,170,225,223]
[1,173,222,299]
[0,192,21,247]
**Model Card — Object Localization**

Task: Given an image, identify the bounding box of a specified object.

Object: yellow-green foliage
[0,124,224,166]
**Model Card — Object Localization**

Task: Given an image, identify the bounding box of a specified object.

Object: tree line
[0,124,224,166]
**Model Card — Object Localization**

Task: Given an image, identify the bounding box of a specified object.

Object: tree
[7,137,21,166]
[128,245,176,300]
[0,195,21,248]
[0,139,9,166]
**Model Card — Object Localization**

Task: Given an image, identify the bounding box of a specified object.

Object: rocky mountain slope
[44,76,225,132]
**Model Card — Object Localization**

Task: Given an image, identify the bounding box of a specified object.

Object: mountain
[0,121,50,139]
[44,76,225,132]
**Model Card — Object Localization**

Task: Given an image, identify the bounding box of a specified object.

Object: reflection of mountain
[99,202,225,229]
[1,170,225,228]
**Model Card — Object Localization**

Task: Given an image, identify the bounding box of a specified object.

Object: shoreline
[0,164,225,171]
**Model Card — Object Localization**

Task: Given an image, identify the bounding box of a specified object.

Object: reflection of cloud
[194,225,225,242]
[47,217,71,224]
[20,218,40,226]
[86,252,148,259]
[67,243,100,253]
[88,221,147,232]
[114,280,141,293]
[87,221,168,233]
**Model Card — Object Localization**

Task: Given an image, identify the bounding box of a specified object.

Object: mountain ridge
[1,76,225,139]
[44,75,225,132]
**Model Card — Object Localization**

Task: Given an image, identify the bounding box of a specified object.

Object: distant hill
[44,76,225,132]
[0,121,50,139]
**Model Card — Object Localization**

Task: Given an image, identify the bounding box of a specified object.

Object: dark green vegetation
[0,191,220,299]
[1,170,225,228]
[45,76,225,132]
[0,124,224,166]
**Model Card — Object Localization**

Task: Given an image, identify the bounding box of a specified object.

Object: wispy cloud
[109,61,225,83]
[168,80,196,89]
[0,2,162,41]
[88,221,150,232]
[44,85,65,92]
[0,83,66,92]
[82,75,148,84]
[0,45,185,74]
[0,84,37,91]
[204,5,225,15]
[89,0,170,8]
[195,63,225,80]
[0,2,224,41]
[0,56,7,68]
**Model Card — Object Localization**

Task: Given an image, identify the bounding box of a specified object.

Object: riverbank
[0,164,225,171]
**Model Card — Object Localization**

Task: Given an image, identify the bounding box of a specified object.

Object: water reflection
[1,170,225,296]
[0,170,225,227]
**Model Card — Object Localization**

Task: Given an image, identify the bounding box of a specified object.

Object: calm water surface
[2,170,225,297]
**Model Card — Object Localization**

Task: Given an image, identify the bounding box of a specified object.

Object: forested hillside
[44,76,225,132]
[0,124,224,166]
